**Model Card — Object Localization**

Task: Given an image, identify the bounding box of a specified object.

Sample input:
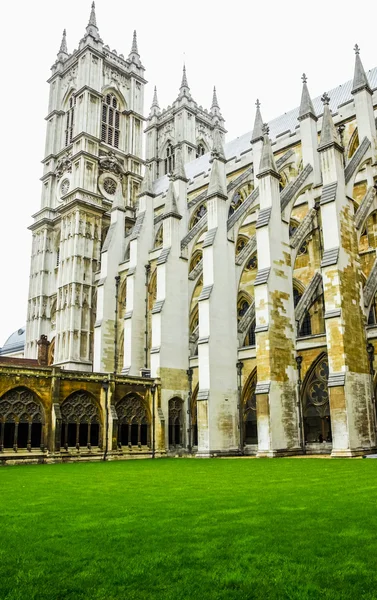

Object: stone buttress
[254,128,300,457]
[318,93,376,456]
[122,167,155,376]
[150,170,189,451]
[93,184,125,372]
[196,131,239,456]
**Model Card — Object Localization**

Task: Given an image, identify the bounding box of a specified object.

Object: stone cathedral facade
[1,3,377,462]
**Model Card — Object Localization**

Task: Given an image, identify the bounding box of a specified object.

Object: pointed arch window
[0,387,44,451]
[65,95,76,147]
[60,391,101,450]
[116,394,150,448]
[164,144,175,175]
[302,355,331,444]
[168,398,184,447]
[196,143,206,158]
[243,372,258,445]
[101,93,120,148]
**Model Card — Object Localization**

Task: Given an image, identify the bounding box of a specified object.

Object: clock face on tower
[60,178,70,196]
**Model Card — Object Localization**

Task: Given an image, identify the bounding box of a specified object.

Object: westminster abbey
[1,3,377,463]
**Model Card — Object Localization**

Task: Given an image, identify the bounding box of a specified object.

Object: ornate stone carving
[55,152,72,180]
[99,151,125,177]
[61,392,100,424]
[0,388,43,423]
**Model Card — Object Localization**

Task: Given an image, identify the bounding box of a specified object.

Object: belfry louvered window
[65,96,76,146]
[101,94,120,148]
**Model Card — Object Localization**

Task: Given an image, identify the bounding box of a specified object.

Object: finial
[301,73,307,84]
[131,30,139,55]
[354,44,360,55]
[262,123,270,136]
[255,99,261,109]
[321,92,330,106]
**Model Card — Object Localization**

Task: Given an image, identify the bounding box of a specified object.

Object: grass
[1,458,377,600]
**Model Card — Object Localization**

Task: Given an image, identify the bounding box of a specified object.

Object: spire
[352,44,372,95]
[251,99,264,143]
[162,175,181,219]
[211,87,220,110]
[86,1,100,38]
[130,30,139,55]
[140,164,154,195]
[151,86,159,108]
[180,64,189,90]
[173,146,188,181]
[88,1,97,27]
[257,125,279,179]
[318,93,343,152]
[298,73,317,121]
[57,29,68,59]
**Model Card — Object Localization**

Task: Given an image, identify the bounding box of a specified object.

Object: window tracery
[60,391,100,450]
[0,388,44,451]
[164,143,175,174]
[116,394,150,447]
[302,355,331,444]
[65,95,76,146]
[101,93,120,148]
[243,372,257,445]
[190,204,207,229]
[196,143,206,158]
[168,398,184,447]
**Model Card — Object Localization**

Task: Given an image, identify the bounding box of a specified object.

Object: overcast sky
[0,0,375,346]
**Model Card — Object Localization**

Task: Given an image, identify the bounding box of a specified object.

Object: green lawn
[1,459,377,600]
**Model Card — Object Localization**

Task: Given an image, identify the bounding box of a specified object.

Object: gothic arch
[61,86,76,109]
[346,127,359,159]
[0,387,45,451]
[301,353,331,444]
[191,383,199,447]
[227,181,254,218]
[153,225,163,249]
[241,369,258,445]
[60,390,102,450]
[189,204,207,229]
[115,393,151,448]
[168,397,184,447]
[101,86,127,111]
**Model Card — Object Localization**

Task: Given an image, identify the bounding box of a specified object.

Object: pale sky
[0,0,375,346]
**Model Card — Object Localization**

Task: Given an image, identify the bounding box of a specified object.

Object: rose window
[104,177,117,195]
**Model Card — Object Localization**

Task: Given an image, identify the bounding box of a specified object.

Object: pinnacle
[88,1,97,28]
[130,30,139,55]
[298,73,317,121]
[211,126,226,162]
[211,86,220,110]
[86,1,100,38]
[352,44,371,95]
[151,86,159,108]
[257,125,279,179]
[58,29,68,56]
[140,164,154,195]
[173,146,187,180]
[251,99,264,143]
[163,178,181,219]
[318,93,343,152]
[180,64,190,90]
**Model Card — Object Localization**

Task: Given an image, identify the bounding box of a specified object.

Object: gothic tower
[25,4,146,371]
[145,68,226,180]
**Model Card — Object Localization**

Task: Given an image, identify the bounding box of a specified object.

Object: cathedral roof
[152,66,377,196]
[0,327,26,355]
